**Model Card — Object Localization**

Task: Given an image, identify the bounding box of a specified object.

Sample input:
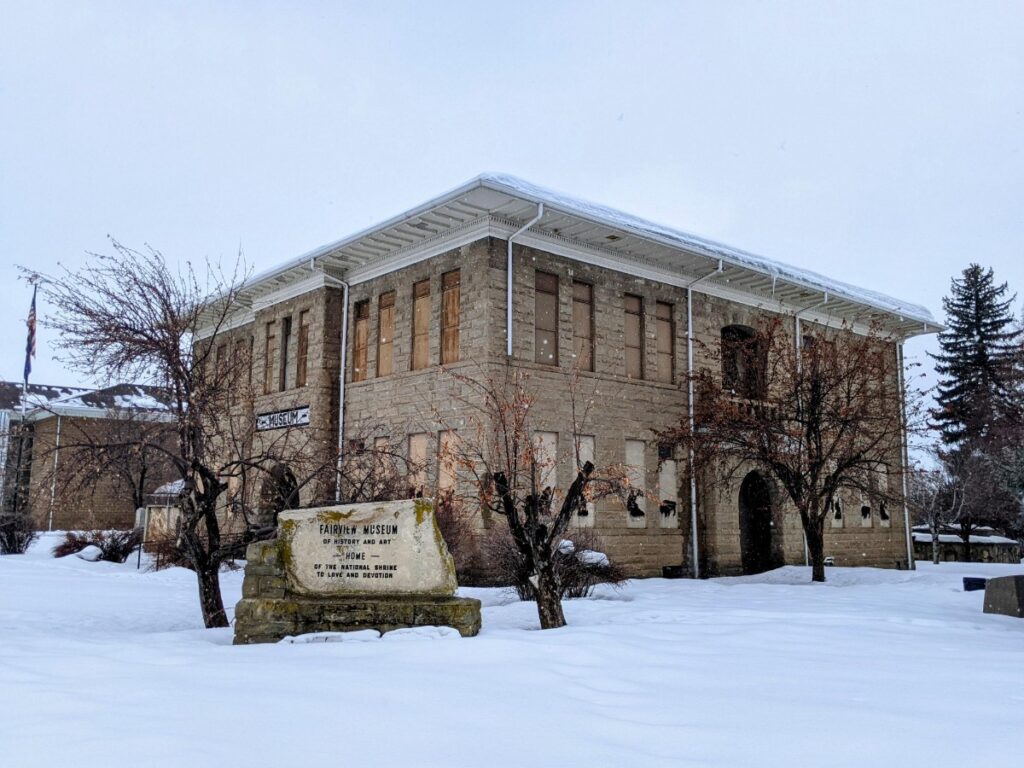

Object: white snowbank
[1,532,1022,768]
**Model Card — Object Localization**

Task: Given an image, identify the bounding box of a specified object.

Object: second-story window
[440,270,460,365]
[263,321,277,394]
[721,324,765,399]
[655,301,674,383]
[279,316,292,391]
[535,270,558,365]
[624,294,644,379]
[572,281,594,372]
[296,310,310,388]
[353,300,369,382]
[412,279,430,370]
[377,291,395,377]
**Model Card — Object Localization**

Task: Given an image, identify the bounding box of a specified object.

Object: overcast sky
[2,1,1021,391]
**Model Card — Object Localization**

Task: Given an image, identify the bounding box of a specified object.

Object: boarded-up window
[353,300,369,382]
[532,431,558,493]
[263,322,277,394]
[535,271,558,365]
[440,270,460,365]
[624,294,644,379]
[377,292,395,377]
[658,448,678,528]
[296,310,310,388]
[408,433,430,496]
[411,279,430,370]
[438,430,458,495]
[572,282,594,372]
[575,434,595,525]
[215,343,227,376]
[625,439,646,527]
[655,301,674,383]
[279,316,292,391]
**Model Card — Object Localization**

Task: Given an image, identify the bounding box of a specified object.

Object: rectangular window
[575,434,595,526]
[440,270,460,365]
[438,430,458,495]
[572,282,594,372]
[625,439,646,527]
[296,310,310,388]
[377,292,395,377]
[535,271,559,365]
[353,300,370,382]
[408,433,430,496]
[215,343,227,375]
[411,279,430,370]
[658,451,678,529]
[279,316,292,391]
[532,431,558,493]
[263,322,277,394]
[625,294,644,379]
[655,301,674,383]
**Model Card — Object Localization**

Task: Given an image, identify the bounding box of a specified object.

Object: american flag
[24,285,37,383]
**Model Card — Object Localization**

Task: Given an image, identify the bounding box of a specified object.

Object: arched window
[721,325,765,399]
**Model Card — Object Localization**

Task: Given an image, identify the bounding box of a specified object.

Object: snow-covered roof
[913,532,1019,546]
[152,479,185,496]
[1,381,173,422]
[216,173,939,340]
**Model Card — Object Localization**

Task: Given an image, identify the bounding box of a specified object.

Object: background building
[0,381,173,531]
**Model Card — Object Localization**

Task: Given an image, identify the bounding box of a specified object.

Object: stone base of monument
[982,575,1024,619]
[233,500,482,644]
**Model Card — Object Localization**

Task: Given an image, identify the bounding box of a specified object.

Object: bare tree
[907,458,964,564]
[33,244,340,626]
[660,317,913,582]
[438,366,630,629]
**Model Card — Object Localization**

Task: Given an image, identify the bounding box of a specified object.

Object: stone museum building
[197,174,938,577]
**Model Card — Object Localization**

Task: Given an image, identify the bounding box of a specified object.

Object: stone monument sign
[983,575,1024,619]
[234,499,481,644]
[278,500,458,596]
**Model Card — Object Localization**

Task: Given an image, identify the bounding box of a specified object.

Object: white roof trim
[220,173,939,338]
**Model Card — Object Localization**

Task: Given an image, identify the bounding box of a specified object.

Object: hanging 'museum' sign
[256,406,310,431]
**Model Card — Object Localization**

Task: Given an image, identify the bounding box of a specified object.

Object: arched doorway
[739,471,775,575]
[259,463,299,527]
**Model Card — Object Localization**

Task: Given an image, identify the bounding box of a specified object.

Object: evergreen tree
[930,264,1019,446]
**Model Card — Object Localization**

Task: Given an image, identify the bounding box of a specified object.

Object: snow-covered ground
[2,534,1022,768]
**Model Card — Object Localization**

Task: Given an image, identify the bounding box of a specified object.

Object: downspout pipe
[310,259,351,502]
[506,203,544,357]
[47,414,62,532]
[896,341,915,569]
[685,259,723,578]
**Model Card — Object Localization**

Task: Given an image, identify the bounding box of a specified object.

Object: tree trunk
[196,561,228,628]
[804,517,826,583]
[962,531,973,563]
[534,564,566,629]
[930,522,940,564]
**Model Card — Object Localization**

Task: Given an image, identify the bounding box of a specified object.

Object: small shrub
[147,534,193,571]
[433,494,487,585]
[482,525,627,600]
[53,529,142,563]
[0,509,38,555]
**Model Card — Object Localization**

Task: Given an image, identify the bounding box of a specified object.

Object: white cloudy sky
[1,1,1021,390]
